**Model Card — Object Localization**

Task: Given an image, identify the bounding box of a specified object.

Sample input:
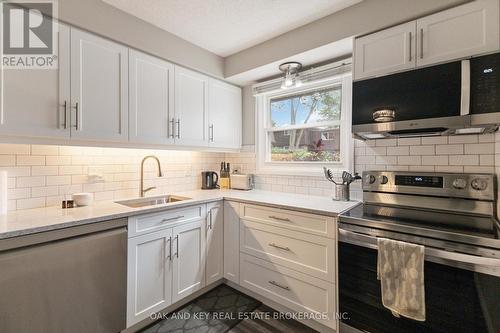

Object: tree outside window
[268,86,342,162]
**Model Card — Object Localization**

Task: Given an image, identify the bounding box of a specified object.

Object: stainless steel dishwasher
[0,218,127,333]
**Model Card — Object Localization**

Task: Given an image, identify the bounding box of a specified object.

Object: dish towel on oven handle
[377,237,426,321]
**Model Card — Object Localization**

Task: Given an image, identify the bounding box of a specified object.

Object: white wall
[224,0,470,77]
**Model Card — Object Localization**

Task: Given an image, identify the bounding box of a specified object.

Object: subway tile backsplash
[225,133,500,204]
[0,144,224,211]
[1,132,500,211]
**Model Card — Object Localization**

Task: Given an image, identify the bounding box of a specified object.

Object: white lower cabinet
[240,254,336,329]
[206,202,224,285]
[223,201,240,283]
[127,228,172,327]
[172,220,206,302]
[127,204,207,327]
[235,203,338,331]
[127,201,338,331]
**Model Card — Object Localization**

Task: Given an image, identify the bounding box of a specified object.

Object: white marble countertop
[0,189,360,240]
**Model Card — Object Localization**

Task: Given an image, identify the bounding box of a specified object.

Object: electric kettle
[201,171,219,189]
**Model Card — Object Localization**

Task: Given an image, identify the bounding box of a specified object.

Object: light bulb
[295,74,303,87]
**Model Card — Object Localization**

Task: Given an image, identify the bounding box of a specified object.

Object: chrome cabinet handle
[72,102,79,130]
[208,210,213,229]
[166,236,172,260]
[174,235,179,258]
[176,119,180,138]
[420,28,424,59]
[269,215,291,222]
[269,280,290,291]
[161,215,184,223]
[169,119,175,138]
[269,243,290,251]
[62,100,68,129]
[209,124,214,142]
[408,31,412,62]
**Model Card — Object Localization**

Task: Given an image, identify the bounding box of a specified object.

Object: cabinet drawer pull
[209,124,214,142]
[169,119,175,138]
[166,236,172,260]
[176,119,181,138]
[408,31,412,62]
[161,215,184,222]
[420,28,424,59]
[174,235,179,258]
[269,215,291,222]
[269,280,290,291]
[72,102,80,130]
[62,100,68,129]
[269,243,290,251]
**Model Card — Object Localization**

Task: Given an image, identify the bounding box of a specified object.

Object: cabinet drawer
[240,221,335,282]
[241,204,335,238]
[240,254,336,329]
[128,205,205,237]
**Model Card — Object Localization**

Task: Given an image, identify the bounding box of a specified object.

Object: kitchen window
[256,74,352,175]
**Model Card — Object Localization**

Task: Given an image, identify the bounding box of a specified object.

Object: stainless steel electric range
[339,171,500,333]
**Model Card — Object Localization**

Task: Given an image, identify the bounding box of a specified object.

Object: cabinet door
[417,0,499,67]
[354,22,416,80]
[172,219,206,302]
[223,201,240,284]
[0,22,70,138]
[206,202,224,285]
[174,66,208,147]
[208,79,242,149]
[129,50,174,144]
[127,228,172,327]
[70,28,128,142]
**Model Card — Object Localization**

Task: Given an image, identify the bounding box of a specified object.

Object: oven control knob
[379,175,389,184]
[365,174,376,184]
[471,178,488,191]
[452,178,467,190]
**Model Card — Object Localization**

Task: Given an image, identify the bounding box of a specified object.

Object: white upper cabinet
[129,50,174,145]
[416,0,499,67]
[174,66,209,147]
[0,22,70,138]
[354,22,416,80]
[70,28,129,142]
[354,0,500,80]
[208,79,242,149]
[206,202,224,285]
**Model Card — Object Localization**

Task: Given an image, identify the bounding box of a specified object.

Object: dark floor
[140,284,317,333]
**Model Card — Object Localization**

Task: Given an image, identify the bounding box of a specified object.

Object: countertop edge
[0,192,361,240]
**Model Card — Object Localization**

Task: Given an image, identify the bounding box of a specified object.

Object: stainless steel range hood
[353,115,499,140]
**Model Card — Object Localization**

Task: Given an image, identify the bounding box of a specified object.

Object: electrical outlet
[232,165,242,174]
[87,166,104,183]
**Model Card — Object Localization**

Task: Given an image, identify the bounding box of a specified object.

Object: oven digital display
[395,175,443,188]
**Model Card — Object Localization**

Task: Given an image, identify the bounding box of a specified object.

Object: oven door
[338,226,500,333]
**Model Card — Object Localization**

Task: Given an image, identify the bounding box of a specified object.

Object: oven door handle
[339,228,500,267]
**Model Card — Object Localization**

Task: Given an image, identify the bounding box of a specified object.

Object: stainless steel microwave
[352,52,500,139]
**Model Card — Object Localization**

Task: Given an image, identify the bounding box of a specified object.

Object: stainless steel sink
[115,195,191,208]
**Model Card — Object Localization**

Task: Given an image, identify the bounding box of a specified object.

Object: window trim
[256,73,353,176]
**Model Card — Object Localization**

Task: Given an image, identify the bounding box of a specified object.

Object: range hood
[352,53,500,140]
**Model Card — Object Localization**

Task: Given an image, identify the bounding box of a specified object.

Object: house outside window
[255,73,352,175]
